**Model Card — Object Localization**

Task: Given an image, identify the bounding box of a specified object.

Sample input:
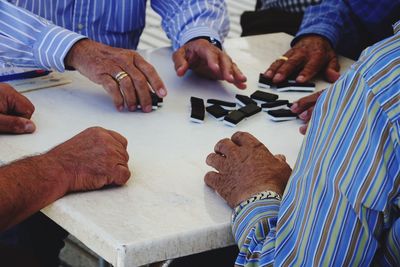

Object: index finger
[214,138,238,157]
[291,90,324,114]
[106,129,128,149]
[172,47,190,77]
[133,55,167,98]
[231,131,262,148]
[1,84,35,119]
[13,93,35,119]
[296,51,326,83]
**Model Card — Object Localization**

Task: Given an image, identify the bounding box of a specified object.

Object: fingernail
[229,74,234,81]
[290,102,298,112]
[274,73,283,81]
[144,105,152,112]
[24,122,35,132]
[158,88,167,97]
[299,110,308,120]
[117,106,123,112]
[299,125,307,135]
[297,75,305,82]
[129,105,136,112]
[214,63,220,70]
[266,71,273,77]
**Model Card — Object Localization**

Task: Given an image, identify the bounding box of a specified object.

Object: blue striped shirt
[233,21,400,266]
[294,0,400,59]
[0,0,229,72]
[259,0,320,13]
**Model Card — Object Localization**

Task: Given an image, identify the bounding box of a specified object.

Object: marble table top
[0,33,354,266]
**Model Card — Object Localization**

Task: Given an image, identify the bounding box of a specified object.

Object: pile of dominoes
[190,73,316,126]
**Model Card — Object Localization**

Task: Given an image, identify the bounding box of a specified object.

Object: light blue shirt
[0,0,229,72]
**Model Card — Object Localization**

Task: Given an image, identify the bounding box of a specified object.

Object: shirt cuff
[177,26,222,51]
[292,24,339,49]
[232,197,280,247]
[33,24,87,72]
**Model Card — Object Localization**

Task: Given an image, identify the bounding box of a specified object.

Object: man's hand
[291,90,324,135]
[204,132,292,208]
[0,83,35,134]
[65,39,167,112]
[173,39,247,89]
[264,35,340,84]
[44,127,131,193]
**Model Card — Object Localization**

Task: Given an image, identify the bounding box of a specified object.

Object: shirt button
[77,23,84,30]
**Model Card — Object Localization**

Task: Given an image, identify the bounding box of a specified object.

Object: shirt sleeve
[150,0,229,50]
[232,198,280,266]
[0,1,86,72]
[292,0,355,48]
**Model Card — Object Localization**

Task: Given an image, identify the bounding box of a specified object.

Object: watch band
[232,190,282,222]
[185,36,222,50]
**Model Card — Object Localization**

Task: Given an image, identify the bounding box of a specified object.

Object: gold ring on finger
[278,56,289,61]
[114,71,129,83]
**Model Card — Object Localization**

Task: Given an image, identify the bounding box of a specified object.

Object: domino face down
[258,73,315,92]
[206,105,229,120]
[250,90,278,103]
[238,103,261,117]
[223,103,261,127]
[267,109,298,121]
[235,94,257,107]
[206,99,236,110]
[223,110,246,127]
[190,97,205,123]
[261,100,289,111]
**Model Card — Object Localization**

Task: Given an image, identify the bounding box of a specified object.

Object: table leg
[99,258,111,267]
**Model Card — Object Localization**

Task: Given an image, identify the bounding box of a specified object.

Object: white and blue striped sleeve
[0,0,86,72]
[151,0,229,50]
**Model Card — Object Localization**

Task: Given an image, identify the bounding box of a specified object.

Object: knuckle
[132,75,147,87]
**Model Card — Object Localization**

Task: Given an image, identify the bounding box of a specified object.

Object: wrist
[64,38,89,70]
[34,153,70,196]
[186,36,222,50]
[292,34,334,49]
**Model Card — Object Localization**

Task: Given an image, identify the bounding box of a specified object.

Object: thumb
[325,54,340,83]
[275,154,287,162]
[0,114,36,134]
[172,47,189,77]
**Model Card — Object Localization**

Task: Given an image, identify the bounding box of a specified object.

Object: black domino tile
[238,103,261,117]
[235,94,257,106]
[250,90,279,102]
[207,99,236,109]
[190,97,205,122]
[223,110,246,126]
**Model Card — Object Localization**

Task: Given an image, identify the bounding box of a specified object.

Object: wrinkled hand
[291,90,324,135]
[65,39,167,112]
[0,83,35,134]
[45,127,131,192]
[204,132,292,208]
[265,35,340,84]
[173,39,247,89]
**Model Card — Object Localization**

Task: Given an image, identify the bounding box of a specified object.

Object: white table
[0,33,354,266]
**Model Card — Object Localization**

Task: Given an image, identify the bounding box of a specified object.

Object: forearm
[0,155,68,231]
[232,192,281,266]
[0,1,85,71]
[151,0,229,50]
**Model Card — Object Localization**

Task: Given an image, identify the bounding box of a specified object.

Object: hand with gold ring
[65,39,167,112]
[263,35,340,84]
